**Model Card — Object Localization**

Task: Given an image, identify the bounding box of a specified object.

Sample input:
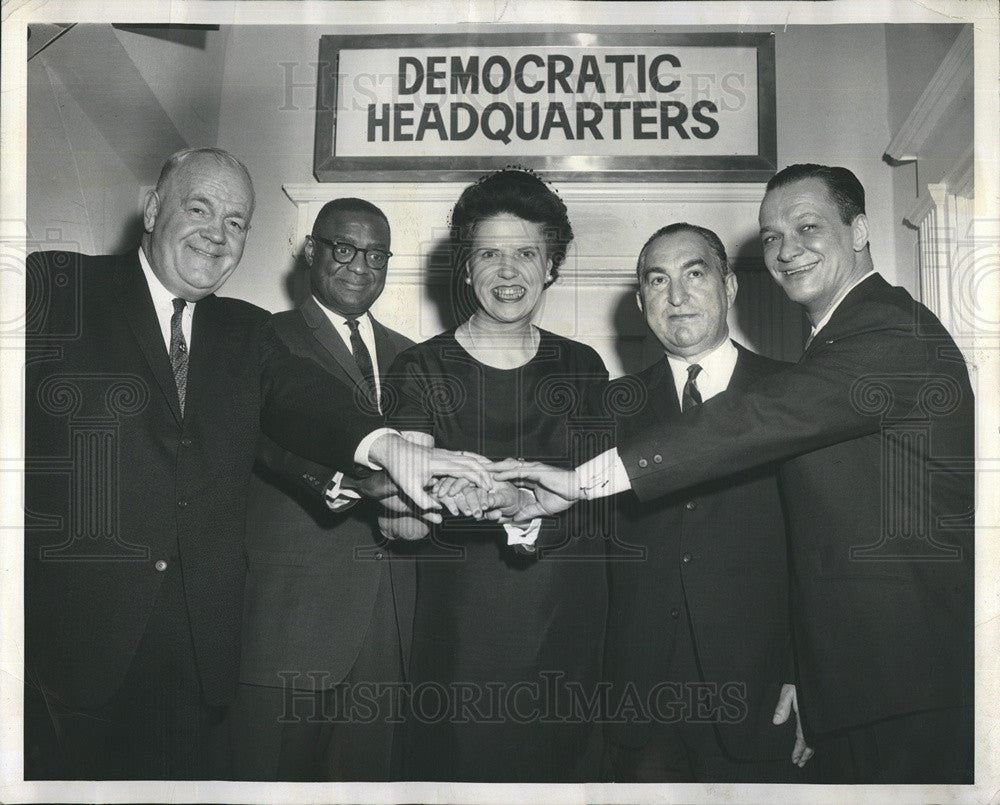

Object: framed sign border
[314,30,777,183]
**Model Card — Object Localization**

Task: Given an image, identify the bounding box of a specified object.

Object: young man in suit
[604,223,807,782]
[494,164,974,784]
[23,149,488,779]
[230,199,416,781]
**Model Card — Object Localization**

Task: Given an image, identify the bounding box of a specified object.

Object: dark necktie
[169,297,188,414]
[681,363,703,412]
[345,316,378,408]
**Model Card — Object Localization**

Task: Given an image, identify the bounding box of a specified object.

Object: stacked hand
[364,434,584,539]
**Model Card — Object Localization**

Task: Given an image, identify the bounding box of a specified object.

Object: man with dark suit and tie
[23,148,488,780]
[230,199,416,781]
[494,164,974,784]
[604,223,807,783]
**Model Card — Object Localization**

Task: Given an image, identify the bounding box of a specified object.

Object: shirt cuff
[504,519,542,547]
[324,471,362,511]
[574,448,631,500]
[355,427,401,470]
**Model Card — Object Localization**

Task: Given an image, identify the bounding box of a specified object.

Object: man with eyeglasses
[230,198,417,781]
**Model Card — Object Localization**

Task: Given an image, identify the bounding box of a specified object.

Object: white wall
[770,25,895,282]
[27,24,230,255]
[114,25,230,149]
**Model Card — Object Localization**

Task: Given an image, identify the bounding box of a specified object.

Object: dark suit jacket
[620,275,974,736]
[606,343,793,760]
[238,298,416,690]
[24,251,383,710]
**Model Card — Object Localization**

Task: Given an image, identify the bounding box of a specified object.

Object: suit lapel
[111,252,183,424]
[728,343,754,390]
[802,273,887,360]
[645,356,682,420]
[301,297,364,386]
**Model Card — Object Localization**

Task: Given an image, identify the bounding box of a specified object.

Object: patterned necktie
[681,363,703,412]
[345,316,378,408]
[169,297,188,414]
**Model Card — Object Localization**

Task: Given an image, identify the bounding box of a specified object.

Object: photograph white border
[2,2,997,803]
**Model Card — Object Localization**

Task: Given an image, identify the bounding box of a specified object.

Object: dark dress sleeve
[383,341,437,437]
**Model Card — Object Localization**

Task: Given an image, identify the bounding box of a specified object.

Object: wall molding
[284,180,768,287]
[903,143,973,229]
[940,145,974,199]
[884,25,973,163]
[284,181,768,206]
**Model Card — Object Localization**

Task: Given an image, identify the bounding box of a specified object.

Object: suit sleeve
[254,432,339,499]
[621,321,967,501]
[258,318,385,473]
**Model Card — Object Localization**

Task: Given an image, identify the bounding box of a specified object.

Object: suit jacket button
[682,552,692,564]
[177,499,188,508]
[154,560,168,572]
[653,454,662,463]
[180,437,192,447]
[375,551,384,560]
[685,500,697,511]
[638,458,648,468]
[670,608,679,619]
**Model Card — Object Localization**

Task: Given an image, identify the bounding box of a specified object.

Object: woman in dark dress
[385,169,610,782]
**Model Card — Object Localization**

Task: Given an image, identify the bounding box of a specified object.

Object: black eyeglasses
[310,235,392,270]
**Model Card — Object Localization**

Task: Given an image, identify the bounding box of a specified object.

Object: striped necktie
[169,297,188,414]
[681,363,702,412]
[345,316,378,409]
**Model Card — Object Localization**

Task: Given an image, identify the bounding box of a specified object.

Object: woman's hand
[431,478,492,519]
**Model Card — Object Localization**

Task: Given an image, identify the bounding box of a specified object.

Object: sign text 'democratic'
[333,46,758,158]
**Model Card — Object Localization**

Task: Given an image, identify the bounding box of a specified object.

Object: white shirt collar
[312,296,374,344]
[312,296,382,406]
[138,246,194,352]
[809,270,878,338]
[665,337,738,406]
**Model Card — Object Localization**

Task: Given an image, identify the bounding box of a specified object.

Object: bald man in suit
[604,223,804,782]
[24,150,487,780]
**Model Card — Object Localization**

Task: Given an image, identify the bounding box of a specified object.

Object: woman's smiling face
[467,213,553,326]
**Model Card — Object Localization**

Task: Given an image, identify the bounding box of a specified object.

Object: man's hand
[485,484,576,522]
[368,433,493,514]
[341,471,398,500]
[378,512,430,541]
[482,480,524,519]
[488,459,581,516]
[773,683,814,767]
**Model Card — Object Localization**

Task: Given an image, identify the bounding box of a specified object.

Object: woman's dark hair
[451,168,574,287]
